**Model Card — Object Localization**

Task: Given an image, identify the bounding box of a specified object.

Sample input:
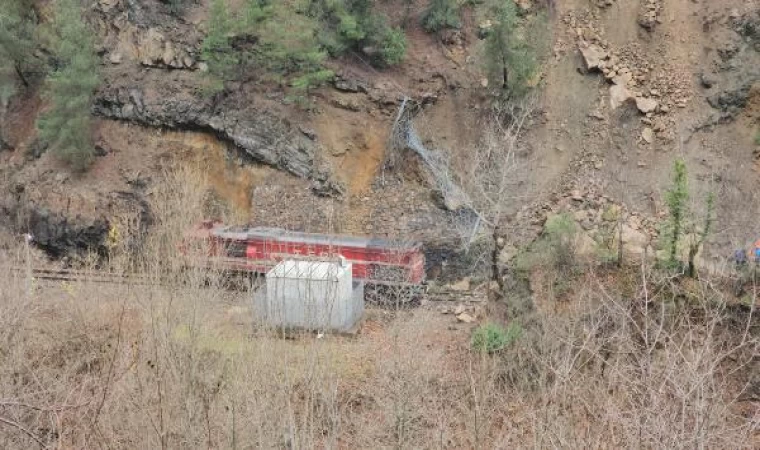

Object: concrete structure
[255,259,364,332]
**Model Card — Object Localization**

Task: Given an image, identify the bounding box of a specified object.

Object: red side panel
[183,224,426,284]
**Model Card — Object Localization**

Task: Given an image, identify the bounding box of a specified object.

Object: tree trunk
[617,216,624,268]
[501,52,509,90]
[14,63,29,88]
[490,226,504,302]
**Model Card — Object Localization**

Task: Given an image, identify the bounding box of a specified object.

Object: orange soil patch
[313,106,388,196]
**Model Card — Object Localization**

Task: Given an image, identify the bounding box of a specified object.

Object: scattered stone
[641,127,654,143]
[700,72,718,89]
[619,224,649,258]
[610,84,634,109]
[635,97,659,114]
[108,52,123,64]
[453,304,466,315]
[612,72,633,85]
[477,20,493,39]
[137,28,194,69]
[330,97,362,112]
[498,244,518,265]
[456,312,476,324]
[162,42,176,66]
[298,126,317,141]
[330,146,349,156]
[334,76,367,93]
[579,41,609,71]
[450,277,471,292]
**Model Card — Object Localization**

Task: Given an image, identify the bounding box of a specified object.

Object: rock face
[708,81,760,118]
[138,28,196,69]
[0,196,109,258]
[93,86,318,179]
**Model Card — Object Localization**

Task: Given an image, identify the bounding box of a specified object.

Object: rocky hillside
[1,0,759,274]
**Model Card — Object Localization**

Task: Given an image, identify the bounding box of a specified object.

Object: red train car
[183,221,426,286]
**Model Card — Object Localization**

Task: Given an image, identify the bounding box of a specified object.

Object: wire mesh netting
[388,98,481,246]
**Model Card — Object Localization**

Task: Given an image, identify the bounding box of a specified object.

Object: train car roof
[211,226,421,251]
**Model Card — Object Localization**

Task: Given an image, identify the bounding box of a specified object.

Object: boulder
[456,312,476,323]
[138,28,165,67]
[579,41,608,71]
[109,52,123,64]
[619,224,649,259]
[612,72,633,85]
[162,42,176,66]
[333,76,367,93]
[700,72,718,89]
[575,231,598,257]
[610,84,634,109]
[137,29,193,69]
[449,277,471,292]
[635,96,658,114]
[641,127,654,143]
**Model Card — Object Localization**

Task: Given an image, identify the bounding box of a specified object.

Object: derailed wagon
[182,221,427,304]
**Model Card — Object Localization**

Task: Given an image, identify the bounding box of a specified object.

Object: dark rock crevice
[0,194,110,259]
[92,85,317,179]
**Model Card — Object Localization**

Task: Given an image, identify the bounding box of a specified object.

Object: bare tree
[454,99,536,302]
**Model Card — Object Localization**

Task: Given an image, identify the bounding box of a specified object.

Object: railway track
[2,266,479,304]
[4,266,160,286]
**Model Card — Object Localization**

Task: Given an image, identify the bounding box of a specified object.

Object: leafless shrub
[0,165,758,449]
[495,269,760,448]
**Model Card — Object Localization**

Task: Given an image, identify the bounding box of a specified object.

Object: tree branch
[0,415,47,449]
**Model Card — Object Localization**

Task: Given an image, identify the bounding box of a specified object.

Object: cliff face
[93,78,318,179]
[2,0,760,266]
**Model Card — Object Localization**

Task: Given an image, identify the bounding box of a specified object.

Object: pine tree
[422,0,461,33]
[485,0,537,97]
[665,159,689,265]
[37,0,100,171]
[201,0,237,94]
[0,0,40,91]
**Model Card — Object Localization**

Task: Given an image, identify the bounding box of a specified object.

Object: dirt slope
[2,0,760,270]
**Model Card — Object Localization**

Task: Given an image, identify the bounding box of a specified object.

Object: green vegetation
[309,0,407,67]
[37,0,100,171]
[483,0,541,98]
[201,0,407,96]
[377,26,407,66]
[165,0,191,16]
[662,158,714,277]
[0,0,41,95]
[515,213,579,275]
[471,321,522,353]
[687,192,713,278]
[422,0,461,33]
[542,213,579,274]
[200,0,238,94]
[664,159,689,265]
